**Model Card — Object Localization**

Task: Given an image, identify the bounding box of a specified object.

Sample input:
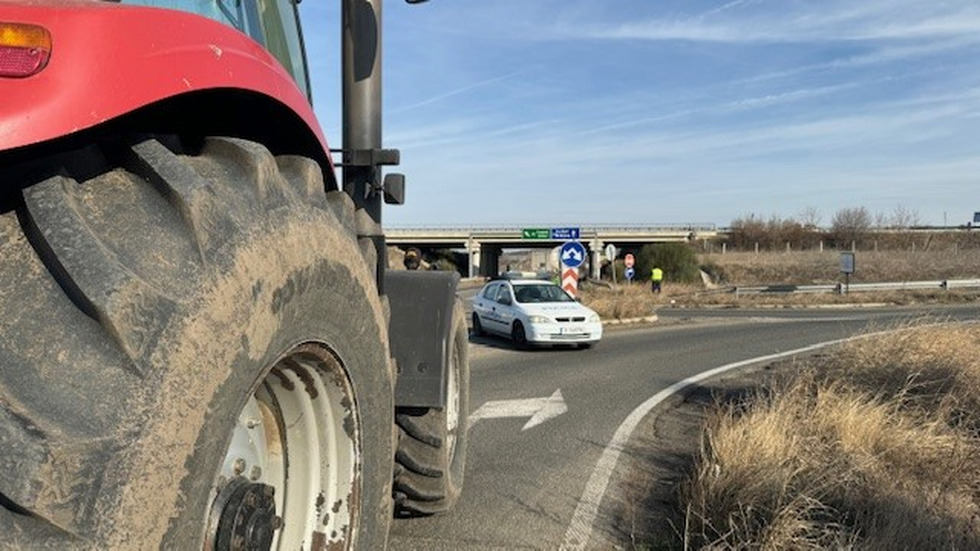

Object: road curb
[603,315,658,326]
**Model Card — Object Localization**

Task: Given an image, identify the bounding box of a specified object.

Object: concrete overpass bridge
[385,224,718,277]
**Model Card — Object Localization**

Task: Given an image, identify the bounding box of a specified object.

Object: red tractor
[0,0,468,548]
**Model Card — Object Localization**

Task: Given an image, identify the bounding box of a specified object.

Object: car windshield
[513,284,574,304]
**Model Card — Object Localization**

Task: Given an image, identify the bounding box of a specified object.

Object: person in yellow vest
[651,266,664,293]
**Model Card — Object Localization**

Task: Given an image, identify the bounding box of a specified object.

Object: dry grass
[578,281,977,320]
[578,250,980,318]
[703,250,980,285]
[579,284,661,320]
[681,323,980,550]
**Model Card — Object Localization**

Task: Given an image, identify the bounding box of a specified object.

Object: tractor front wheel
[0,137,393,549]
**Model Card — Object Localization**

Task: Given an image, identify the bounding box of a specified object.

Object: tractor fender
[0,1,326,154]
[386,270,461,408]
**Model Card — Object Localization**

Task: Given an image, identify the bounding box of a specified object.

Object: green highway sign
[521,227,581,240]
[522,228,551,240]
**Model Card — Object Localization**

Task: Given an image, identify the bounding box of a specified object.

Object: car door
[472,282,502,334]
[493,283,517,335]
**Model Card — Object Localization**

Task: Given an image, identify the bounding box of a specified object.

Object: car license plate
[561,326,584,335]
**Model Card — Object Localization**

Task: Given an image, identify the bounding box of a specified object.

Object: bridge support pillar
[479,245,501,278]
[467,239,480,278]
[590,238,602,280]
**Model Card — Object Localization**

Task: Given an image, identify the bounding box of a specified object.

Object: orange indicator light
[0,22,52,78]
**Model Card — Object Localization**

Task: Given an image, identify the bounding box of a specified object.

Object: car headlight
[588,313,600,323]
[528,315,551,324]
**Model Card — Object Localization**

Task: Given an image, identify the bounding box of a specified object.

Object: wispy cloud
[574,2,980,44]
[726,84,859,110]
[563,83,859,140]
[306,0,980,226]
[697,0,760,21]
[389,72,520,114]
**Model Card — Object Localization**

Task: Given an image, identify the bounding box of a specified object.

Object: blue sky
[299,1,980,228]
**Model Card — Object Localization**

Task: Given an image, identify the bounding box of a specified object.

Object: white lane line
[559,336,860,551]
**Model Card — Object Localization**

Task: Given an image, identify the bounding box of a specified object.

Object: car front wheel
[471,312,484,337]
[511,321,528,348]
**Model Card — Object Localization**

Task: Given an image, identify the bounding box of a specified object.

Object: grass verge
[578,282,978,321]
[676,322,980,549]
[580,249,979,320]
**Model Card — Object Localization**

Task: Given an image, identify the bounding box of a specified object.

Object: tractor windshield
[123,0,311,99]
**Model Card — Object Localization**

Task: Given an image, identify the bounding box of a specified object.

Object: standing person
[651,266,664,293]
[403,248,421,270]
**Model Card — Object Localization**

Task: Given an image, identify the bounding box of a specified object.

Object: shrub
[637,243,700,284]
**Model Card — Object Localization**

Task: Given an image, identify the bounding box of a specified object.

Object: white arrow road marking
[469,389,567,431]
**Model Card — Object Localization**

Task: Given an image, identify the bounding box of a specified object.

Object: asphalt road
[389,303,980,550]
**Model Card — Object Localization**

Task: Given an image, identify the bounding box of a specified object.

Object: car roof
[507,279,554,286]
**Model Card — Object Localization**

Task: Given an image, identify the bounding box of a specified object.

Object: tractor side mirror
[383,173,405,205]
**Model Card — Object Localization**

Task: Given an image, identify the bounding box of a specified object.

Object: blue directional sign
[551,227,580,240]
[624,267,636,281]
[560,241,586,269]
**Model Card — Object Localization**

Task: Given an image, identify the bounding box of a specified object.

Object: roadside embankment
[621,321,980,549]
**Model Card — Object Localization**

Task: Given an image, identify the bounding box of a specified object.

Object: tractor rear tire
[393,299,470,516]
[0,137,393,549]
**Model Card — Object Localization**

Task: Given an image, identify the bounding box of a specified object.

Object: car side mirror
[498,296,512,306]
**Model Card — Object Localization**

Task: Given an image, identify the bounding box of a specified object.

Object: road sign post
[604,244,616,262]
[604,244,616,284]
[561,267,578,296]
[560,241,586,296]
[623,253,635,285]
[840,251,855,294]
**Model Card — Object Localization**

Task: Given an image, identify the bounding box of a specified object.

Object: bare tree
[797,206,822,229]
[874,210,889,229]
[729,214,768,251]
[831,207,872,249]
[890,205,921,228]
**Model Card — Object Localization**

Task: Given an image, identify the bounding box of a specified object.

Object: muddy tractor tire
[0,137,393,549]
[393,299,470,516]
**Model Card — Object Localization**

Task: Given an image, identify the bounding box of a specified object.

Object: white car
[471,279,602,348]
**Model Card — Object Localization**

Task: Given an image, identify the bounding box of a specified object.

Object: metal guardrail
[732,279,980,296]
[387,223,717,233]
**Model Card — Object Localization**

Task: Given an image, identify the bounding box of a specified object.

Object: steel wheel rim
[445,337,460,463]
[208,343,360,550]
